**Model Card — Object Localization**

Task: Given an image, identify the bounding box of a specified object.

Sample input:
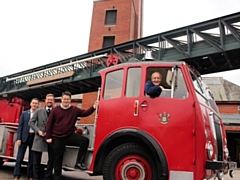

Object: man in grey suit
[29,94,55,180]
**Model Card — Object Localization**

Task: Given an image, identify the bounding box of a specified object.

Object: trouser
[52,133,89,180]
[33,144,54,180]
[13,133,34,178]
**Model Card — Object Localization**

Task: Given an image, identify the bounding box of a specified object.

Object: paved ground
[208,169,240,180]
[1,162,103,180]
[1,162,239,179]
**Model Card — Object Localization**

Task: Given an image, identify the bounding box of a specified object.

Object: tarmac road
[0,162,103,180]
[208,170,240,180]
[1,162,239,180]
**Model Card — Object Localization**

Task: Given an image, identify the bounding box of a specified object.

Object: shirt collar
[60,104,71,109]
[46,106,52,110]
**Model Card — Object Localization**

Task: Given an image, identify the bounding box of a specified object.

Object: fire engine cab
[0,60,237,180]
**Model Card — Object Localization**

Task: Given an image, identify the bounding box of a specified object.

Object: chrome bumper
[205,160,237,179]
[206,160,237,170]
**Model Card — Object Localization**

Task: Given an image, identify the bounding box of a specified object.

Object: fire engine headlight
[224,146,229,159]
[206,142,213,159]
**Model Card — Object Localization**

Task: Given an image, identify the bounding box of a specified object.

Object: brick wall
[80,92,98,124]
[88,0,142,51]
[81,0,143,124]
[218,104,239,114]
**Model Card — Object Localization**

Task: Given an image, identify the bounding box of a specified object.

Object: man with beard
[29,94,55,180]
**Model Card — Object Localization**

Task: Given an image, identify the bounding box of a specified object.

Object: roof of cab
[99,61,187,74]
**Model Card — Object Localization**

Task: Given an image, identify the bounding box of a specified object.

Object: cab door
[98,67,142,134]
[138,66,196,176]
[125,67,142,119]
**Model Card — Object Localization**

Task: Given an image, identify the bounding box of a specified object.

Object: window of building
[105,10,117,25]
[77,103,82,108]
[103,36,115,48]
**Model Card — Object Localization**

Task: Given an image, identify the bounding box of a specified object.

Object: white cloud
[0,1,93,76]
[0,0,239,85]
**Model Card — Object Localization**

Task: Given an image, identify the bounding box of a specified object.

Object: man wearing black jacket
[145,71,165,97]
[46,91,98,180]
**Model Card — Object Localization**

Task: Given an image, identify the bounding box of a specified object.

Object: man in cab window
[145,71,165,97]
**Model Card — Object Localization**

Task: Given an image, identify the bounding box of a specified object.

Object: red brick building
[81,0,143,123]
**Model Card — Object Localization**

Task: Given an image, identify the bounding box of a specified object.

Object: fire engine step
[61,165,93,173]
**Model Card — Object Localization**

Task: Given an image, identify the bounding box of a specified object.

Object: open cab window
[145,67,188,99]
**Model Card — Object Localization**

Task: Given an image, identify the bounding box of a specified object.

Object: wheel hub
[116,155,152,180]
[122,162,145,179]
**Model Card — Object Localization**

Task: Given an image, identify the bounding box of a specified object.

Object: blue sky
[0,0,239,84]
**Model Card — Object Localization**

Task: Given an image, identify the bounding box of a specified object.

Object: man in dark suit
[13,98,39,180]
[29,94,55,180]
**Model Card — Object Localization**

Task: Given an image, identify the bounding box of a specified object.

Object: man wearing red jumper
[46,91,98,180]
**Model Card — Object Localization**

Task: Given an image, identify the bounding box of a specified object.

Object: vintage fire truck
[0,59,237,180]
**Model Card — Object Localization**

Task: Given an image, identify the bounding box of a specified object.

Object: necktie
[47,108,51,116]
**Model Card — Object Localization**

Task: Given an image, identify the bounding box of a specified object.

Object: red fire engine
[0,60,237,180]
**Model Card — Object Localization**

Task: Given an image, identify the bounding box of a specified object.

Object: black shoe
[74,163,87,170]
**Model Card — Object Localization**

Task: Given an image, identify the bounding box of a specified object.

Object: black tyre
[103,142,158,180]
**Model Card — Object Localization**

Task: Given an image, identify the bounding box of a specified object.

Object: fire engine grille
[213,114,223,161]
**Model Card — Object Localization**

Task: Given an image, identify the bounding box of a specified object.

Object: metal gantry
[0,12,240,100]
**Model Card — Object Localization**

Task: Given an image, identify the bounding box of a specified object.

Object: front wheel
[103,142,158,180]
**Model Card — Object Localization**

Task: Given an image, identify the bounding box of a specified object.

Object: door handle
[140,101,148,111]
